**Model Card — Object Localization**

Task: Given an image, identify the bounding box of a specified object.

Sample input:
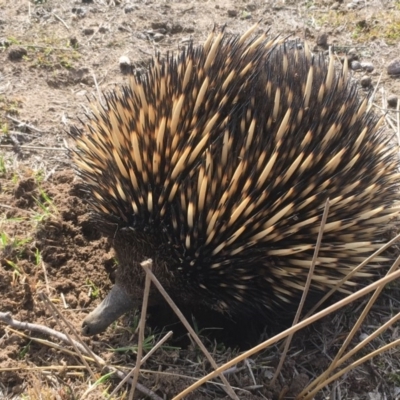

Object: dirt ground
[1,0,400,399]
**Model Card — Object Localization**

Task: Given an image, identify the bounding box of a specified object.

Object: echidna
[71,24,399,336]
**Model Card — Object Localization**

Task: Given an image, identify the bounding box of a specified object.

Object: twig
[109,330,173,397]
[40,293,100,375]
[0,145,65,151]
[0,311,98,362]
[53,13,70,30]
[6,115,45,134]
[270,199,330,385]
[129,259,152,400]
[0,311,163,400]
[141,262,239,400]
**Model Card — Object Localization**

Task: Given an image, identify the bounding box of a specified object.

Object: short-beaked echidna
[71,25,400,336]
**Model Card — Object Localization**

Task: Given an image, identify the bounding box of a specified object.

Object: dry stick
[53,13,70,30]
[320,312,400,377]
[172,268,400,400]
[366,72,383,113]
[0,313,163,400]
[129,260,153,400]
[109,330,173,398]
[6,115,45,134]
[304,232,400,318]
[0,145,64,151]
[140,263,240,400]
[270,199,330,386]
[5,327,102,363]
[396,91,400,155]
[0,365,88,372]
[39,293,100,376]
[304,337,400,399]
[300,253,400,397]
[0,313,99,362]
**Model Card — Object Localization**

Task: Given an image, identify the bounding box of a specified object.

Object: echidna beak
[81,284,132,336]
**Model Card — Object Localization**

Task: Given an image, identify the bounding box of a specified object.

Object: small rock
[360,75,371,88]
[246,3,257,11]
[348,48,358,57]
[359,333,369,342]
[124,6,135,13]
[360,61,374,73]
[0,38,10,48]
[153,33,165,42]
[99,26,108,34]
[83,27,95,35]
[8,47,27,61]
[387,59,400,75]
[387,95,399,108]
[350,60,362,71]
[330,2,340,10]
[316,33,328,47]
[227,9,237,17]
[119,55,131,74]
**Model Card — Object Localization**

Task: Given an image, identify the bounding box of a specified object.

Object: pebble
[359,333,369,342]
[387,95,399,108]
[387,59,400,75]
[246,3,257,11]
[125,6,135,13]
[350,60,362,71]
[119,55,131,74]
[360,61,374,73]
[330,2,340,10]
[153,33,165,42]
[360,75,371,88]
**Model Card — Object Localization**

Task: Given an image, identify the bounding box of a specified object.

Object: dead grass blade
[271,198,330,385]
[140,260,240,400]
[129,259,152,400]
[299,253,400,398]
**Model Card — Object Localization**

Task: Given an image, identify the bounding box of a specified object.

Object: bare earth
[1,0,400,399]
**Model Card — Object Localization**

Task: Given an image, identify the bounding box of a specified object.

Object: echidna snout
[72,25,399,337]
[81,284,132,335]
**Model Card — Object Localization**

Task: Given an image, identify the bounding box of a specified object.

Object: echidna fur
[70,24,400,336]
